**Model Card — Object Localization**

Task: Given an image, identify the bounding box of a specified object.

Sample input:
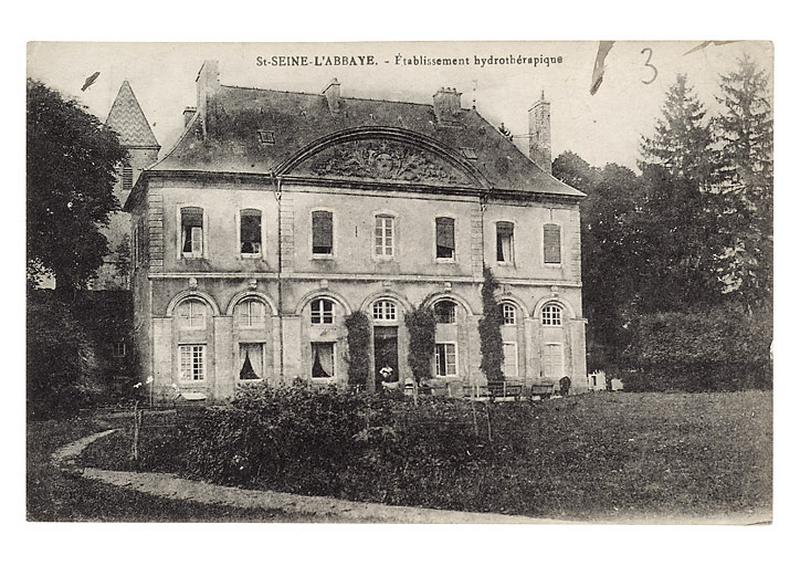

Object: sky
[27,41,772,172]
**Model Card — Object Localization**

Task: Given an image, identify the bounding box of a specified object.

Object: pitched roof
[151,85,583,198]
[105,81,159,148]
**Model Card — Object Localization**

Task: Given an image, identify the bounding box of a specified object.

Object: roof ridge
[220,83,435,108]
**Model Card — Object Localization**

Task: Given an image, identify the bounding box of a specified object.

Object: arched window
[310,298,335,325]
[372,299,397,321]
[235,298,266,328]
[176,299,208,329]
[501,303,517,325]
[434,300,457,324]
[541,303,563,326]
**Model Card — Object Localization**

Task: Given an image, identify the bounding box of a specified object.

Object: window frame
[542,222,562,266]
[433,299,457,325]
[176,298,209,330]
[238,207,264,259]
[433,216,457,263]
[238,342,266,381]
[176,205,208,260]
[310,208,335,259]
[112,341,126,358]
[235,298,267,329]
[434,342,458,378]
[310,298,335,325]
[310,341,337,380]
[501,303,517,326]
[503,341,519,378]
[373,213,396,260]
[541,303,564,327]
[372,299,398,322]
[495,221,515,265]
[542,342,565,380]
[178,344,206,382]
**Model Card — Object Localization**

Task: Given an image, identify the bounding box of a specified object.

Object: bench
[528,383,556,400]
[485,381,523,400]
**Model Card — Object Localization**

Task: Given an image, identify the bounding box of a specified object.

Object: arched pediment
[277,127,487,188]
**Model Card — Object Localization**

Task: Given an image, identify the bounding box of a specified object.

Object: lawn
[75,390,772,522]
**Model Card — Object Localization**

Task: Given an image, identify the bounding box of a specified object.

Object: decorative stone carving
[305,139,471,185]
[248,278,258,290]
[320,279,329,289]
[188,277,198,290]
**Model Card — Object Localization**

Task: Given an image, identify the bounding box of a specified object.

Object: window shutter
[312,211,333,250]
[543,224,561,264]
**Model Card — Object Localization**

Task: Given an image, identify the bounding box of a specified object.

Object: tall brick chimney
[528,90,552,173]
[195,60,220,139]
[433,87,462,125]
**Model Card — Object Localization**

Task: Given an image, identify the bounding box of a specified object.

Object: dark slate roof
[151,85,583,198]
[105,81,160,148]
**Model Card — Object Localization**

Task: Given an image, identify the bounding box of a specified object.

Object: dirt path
[54,430,556,523]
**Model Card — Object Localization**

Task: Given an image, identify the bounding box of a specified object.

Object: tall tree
[638,74,723,312]
[27,79,126,294]
[714,55,773,311]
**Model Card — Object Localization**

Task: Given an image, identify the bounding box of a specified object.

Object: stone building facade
[125,60,587,401]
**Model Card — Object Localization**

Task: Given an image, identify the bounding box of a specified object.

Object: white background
[2,1,797,565]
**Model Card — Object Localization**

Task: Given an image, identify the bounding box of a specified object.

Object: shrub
[405,305,435,383]
[344,311,371,390]
[621,305,772,391]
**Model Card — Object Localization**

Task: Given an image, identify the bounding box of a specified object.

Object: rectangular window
[240,209,262,255]
[180,207,204,258]
[543,343,564,379]
[311,342,335,378]
[496,221,514,263]
[543,223,561,264]
[435,217,455,260]
[179,344,206,381]
[239,343,264,380]
[374,215,395,257]
[112,341,126,358]
[312,210,333,255]
[434,343,457,377]
[503,342,518,377]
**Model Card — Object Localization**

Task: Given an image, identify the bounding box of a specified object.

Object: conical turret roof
[105,80,159,148]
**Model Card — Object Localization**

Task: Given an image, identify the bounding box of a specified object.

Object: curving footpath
[53,429,556,523]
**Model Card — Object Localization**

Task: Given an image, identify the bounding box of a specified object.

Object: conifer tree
[714,55,773,311]
[638,74,723,311]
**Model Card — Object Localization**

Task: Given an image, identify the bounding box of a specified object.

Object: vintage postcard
[26,41,772,525]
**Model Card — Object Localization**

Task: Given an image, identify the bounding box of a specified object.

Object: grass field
[34,390,772,522]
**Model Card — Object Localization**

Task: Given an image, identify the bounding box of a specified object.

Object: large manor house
[99,60,587,401]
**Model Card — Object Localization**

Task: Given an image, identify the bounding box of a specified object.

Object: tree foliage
[714,55,774,311]
[27,79,127,293]
[27,293,104,418]
[344,311,372,390]
[478,267,505,381]
[406,306,436,383]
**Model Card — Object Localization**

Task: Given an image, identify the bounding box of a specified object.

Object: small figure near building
[559,375,571,397]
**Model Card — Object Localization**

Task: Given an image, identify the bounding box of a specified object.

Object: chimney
[323,78,341,115]
[183,106,197,127]
[528,90,552,173]
[433,87,462,124]
[195,60,220,139]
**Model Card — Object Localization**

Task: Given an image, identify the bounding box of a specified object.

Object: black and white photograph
[23,38,775,532]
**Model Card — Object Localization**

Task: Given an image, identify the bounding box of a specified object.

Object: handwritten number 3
[641,48,657,85]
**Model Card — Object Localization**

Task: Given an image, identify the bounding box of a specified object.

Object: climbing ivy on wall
[344,311,371,390]
[406,305,436,383]
[479,267,505,382]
